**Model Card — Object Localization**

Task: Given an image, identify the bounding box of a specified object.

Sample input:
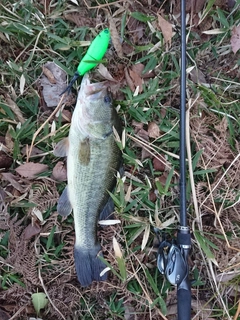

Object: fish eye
[104,95,112,104]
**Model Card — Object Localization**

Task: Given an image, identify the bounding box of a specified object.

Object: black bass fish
[54,73,122,286]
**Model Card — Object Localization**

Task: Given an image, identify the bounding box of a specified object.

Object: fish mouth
[81,73,107,100]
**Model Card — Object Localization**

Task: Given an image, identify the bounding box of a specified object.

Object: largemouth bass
[54,74,122,286]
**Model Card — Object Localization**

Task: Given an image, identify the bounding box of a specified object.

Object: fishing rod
[156,0,191,319]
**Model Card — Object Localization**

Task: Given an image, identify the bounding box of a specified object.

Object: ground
[0,0,240,319]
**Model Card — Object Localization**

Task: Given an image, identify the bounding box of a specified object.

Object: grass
[1,0,240,319]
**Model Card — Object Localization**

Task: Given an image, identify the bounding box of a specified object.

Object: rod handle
[177,280,191,320]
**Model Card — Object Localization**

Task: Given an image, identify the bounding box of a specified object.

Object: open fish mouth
[81,73,107,100]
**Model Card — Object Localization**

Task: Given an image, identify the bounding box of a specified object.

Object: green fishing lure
[62,28,110,95]
[77,28,110,75]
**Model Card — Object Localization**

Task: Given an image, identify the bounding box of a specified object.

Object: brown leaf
[122,42,134,55]
[155,173,168,186]
[129,68,143,93]
[42,65,56,84]
[190,68,207,84]
[124,68,135,92]
[137,128,149,141]
[141,148,152,160]
[5,96,26,124]
[52,161,67,181]
[64,11,96,27]
[153,156,165,171]
[148,122,160,138]
[157,14,173,46]
[1,172,24,192]
[40,62,71,107]
[16,162,48,179]
[0,152,12,169]
[149,190,157,202]
[231,25,240,54]
[22,223,41,240]
[132,121,143,133]
[108,13,123,58]
[131,63,144,76]
[192,0,206,13]
[21,145,43,157]
[55,109,72,123]
[97,64,118,82]
[0,137,12,169]
[5,126,14,151]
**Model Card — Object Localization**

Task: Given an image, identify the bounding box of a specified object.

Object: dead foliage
[190,104,240,272]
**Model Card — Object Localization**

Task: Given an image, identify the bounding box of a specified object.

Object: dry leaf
[98,219,121,225]
[52,161,67,181]
[141,148,153,160]
[97,64,117,82]
[191,0,206,13]
[5,126,14,151]
[108,13,123,58]
[40,62,70,107]
[148,122,160,138]
[132,121,143,133]
[138,128,149,141]
[64,10,96,27]
[157,14,173,47]
[113,236,122,258]
[55,109,72,123]
[1,172,25,192]
[22,223,41,240]
[16,162,48,179]
[0,152,12,169]
[129,68,143,93]
[124,68,135,92]
[141,224,150,250]
[149,191,157,202]
[21,145,43,156]
[132,63,144,76]
[231,25,240,54]
[42,65,56,84]
[153,156,165,171]
[157,173,168,186]
[20,74,26,95]
[5,96,26,124]
[190,67,207,84]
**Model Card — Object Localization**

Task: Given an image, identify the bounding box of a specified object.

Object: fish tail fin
[74,244,108,287]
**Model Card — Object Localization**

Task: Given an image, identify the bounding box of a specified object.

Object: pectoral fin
[54,138,69,157]
[57,185,72,216]
[79,138,90,166]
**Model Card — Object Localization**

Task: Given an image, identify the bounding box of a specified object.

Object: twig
[129,253,169,320]
[8,307,25,320]
[186,97,201,227]
[127,133,180,176]
[27,94,66,162]
[233,300,240,320]
[83,0,126,9]
[200,152,240,208]
[38,265,66,320]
